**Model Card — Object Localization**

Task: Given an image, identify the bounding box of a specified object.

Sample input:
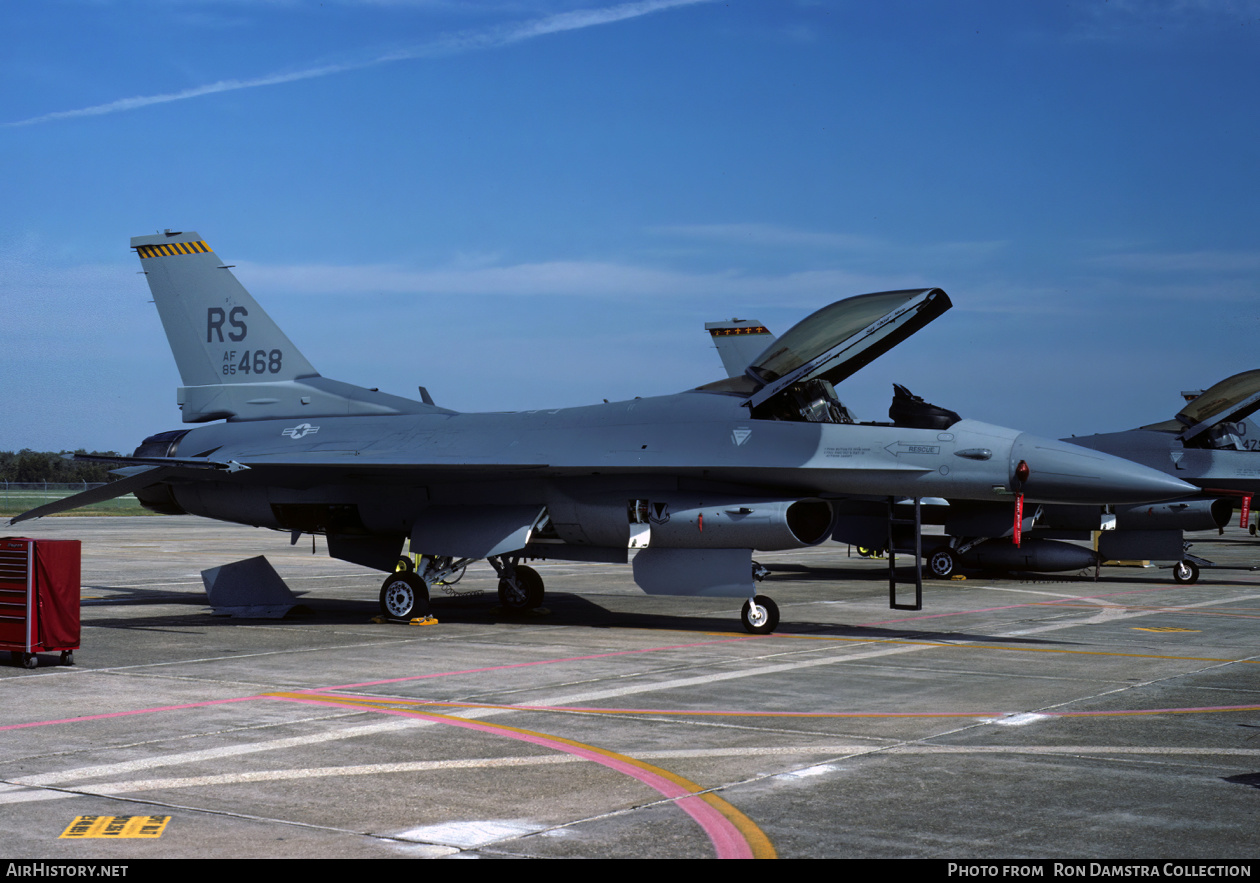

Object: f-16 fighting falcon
[13,231,1193,632]
[706,322,1256,586]
[1040,371,1260,583]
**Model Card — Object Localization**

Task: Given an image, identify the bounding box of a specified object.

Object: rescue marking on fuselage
[732,427,752,446]
[886,442,941,456]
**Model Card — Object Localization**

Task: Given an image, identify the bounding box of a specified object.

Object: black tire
[498,565,544,610]
[1250,523,1257,537]
[928,546,958,579]
[741,594,780,635]
[22,654,37,669]
[395,555,414,572]
[60,651,74,666]
[1172,560,1200,585]
[379,571,430,619]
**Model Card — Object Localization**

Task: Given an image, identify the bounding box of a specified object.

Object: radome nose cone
[1012,434,1196,504]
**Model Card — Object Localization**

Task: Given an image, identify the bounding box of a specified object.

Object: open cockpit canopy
[1141,369,1260,449]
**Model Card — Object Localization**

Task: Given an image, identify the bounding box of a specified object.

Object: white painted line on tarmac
[8,743,1259,804]
[8,591,1256,807]
[10,718,424,788]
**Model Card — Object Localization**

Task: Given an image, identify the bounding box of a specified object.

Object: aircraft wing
[6,454,556,527]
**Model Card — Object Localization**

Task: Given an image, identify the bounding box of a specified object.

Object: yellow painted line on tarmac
[268,691,776,859]
[273,688,1260,726]
[766,632,1260,665]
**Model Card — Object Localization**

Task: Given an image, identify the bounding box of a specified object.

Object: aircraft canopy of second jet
[1138,369,1260,449]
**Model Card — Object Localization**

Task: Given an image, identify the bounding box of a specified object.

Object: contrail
[7,0,717,128]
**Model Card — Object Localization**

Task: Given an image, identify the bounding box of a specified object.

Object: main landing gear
[927,546,958,579]
[489,555,546,612]
[386,551,779,633]
[379,555,475,620]
[379,571,429,620]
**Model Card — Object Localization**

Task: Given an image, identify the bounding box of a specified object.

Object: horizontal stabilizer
[9,467,178,525]
[74,453,241,471]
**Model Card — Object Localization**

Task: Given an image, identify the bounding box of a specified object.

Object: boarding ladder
[887,496,923,611]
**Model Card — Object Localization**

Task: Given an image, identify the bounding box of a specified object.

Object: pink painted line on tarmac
[287,690,1260,722]
[0,695,261,731]
[310,635,767,692]
[302,692,1007,720]
[275,693,754,859]
[0,637,768,731]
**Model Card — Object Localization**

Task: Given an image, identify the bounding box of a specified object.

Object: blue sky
[3,0,1259,454]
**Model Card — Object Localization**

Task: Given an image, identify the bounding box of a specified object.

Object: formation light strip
[134,241,210,259]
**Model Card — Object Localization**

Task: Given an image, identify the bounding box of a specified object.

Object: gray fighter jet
[949,376,1260,584]
[12,231,1194,633]
[1037,371,1260,582]
[706,321,1257,585]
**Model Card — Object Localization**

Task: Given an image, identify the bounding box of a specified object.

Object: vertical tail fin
[704,319,776,378]
[134,230,317,387]
[133,230,434,422]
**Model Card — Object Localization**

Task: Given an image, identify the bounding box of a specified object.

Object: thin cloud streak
[6,0,716,128]
[232,258,922,306]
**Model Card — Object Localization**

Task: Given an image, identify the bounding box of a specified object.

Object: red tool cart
[0,538,80,669]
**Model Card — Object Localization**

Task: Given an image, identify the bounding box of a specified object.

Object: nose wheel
[741,594,779,634]
[1172,559,1200,584]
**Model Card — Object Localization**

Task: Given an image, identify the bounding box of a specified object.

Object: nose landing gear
[741,594,779,634]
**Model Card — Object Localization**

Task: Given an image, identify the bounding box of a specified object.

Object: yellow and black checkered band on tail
[134,240,211,259]
[709,325,770,337]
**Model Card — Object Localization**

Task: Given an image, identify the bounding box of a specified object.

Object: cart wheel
[22,654,37,669]
[60,651,75,666]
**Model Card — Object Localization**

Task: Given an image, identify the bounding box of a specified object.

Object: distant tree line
[0,450,122,484]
